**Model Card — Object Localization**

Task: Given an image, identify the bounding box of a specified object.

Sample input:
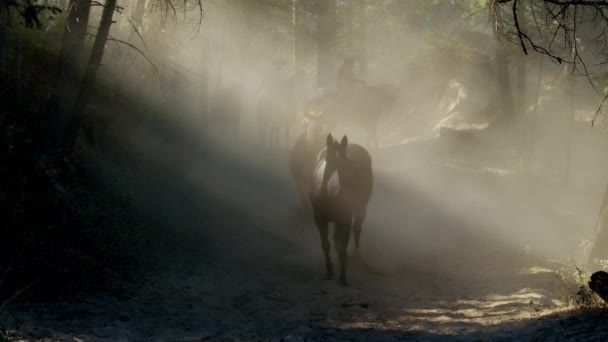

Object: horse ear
[340,135,348,151]
[326,134,334,148]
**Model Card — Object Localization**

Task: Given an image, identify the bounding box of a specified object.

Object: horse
[310,134,373,285]
[256,83,296,148]
[305,84,396,149]
[289,111,328,211]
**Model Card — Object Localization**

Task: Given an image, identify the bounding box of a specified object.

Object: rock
[589,271,608,302]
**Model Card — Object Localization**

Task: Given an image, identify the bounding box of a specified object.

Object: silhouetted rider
[337,56,364,91]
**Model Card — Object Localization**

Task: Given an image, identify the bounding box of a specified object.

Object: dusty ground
[1,128,606,341]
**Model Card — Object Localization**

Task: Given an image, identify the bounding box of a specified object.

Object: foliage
[2,0,62,29]
[557,265,601,307]
[0,11,149,298]
[0,103,147,297]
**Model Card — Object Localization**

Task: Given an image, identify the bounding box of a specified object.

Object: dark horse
[289,111,328,210]
[257,81,296,148]
[305,84,396,149]
[310,134,373,285]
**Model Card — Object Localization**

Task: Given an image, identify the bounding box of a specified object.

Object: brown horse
[305,84,396,149]
[310,134,373,285]
[289,111,328,210]
[257,82,296,148]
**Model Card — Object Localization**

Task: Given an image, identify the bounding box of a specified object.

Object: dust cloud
[89,0,608,281]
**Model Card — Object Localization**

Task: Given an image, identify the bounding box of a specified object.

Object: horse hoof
[324,273,334,280]
[339,279,349,287]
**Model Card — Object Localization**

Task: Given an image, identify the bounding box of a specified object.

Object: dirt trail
[2,131,606,341]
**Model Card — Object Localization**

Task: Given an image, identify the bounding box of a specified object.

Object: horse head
[302,111,327,145]
[316,134,349,198]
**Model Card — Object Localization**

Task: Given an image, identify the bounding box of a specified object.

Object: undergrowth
[1,105,148,298]
[556,263,603,308]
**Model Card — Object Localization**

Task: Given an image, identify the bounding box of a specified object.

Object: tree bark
[61,0,117,157]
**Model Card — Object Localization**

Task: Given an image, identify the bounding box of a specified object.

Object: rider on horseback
[337,55,365,91]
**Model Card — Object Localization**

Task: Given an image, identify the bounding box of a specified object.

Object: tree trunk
[131,0,147,28]
[61,0,117,157]
[346,0,354,52]
[49,0,91,148]
[199,31,209,121]
[588,183,608,266]
[562,43,577,188]
[316,0,337,94]
[515,54,526,114]
[490,4,514,121]
[0,4,11,103]
[355,0,367,81]
[495,46,514,119]
[525,56,543,190]
[292,0,303,112]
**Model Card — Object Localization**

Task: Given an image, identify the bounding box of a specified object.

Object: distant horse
[257,84,296,148]
[305,84,396,149]
[310,134,373,285]
[289,111,328,210]
[210,85,242,137]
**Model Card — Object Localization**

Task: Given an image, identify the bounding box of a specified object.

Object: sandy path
[1,132,605,341]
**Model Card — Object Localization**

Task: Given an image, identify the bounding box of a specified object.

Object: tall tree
[49,0,91,147]
[354,0,367,81]
[316,0,337,93]
[292,0,303,110]
[131,0,148,29]
[491,2,515,120]
[61,0,118,156]
[199,28,209,121]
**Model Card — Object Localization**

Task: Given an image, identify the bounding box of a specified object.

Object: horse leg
[353,206,367,252]
[336,221,351,286]
[316,220,333,279]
